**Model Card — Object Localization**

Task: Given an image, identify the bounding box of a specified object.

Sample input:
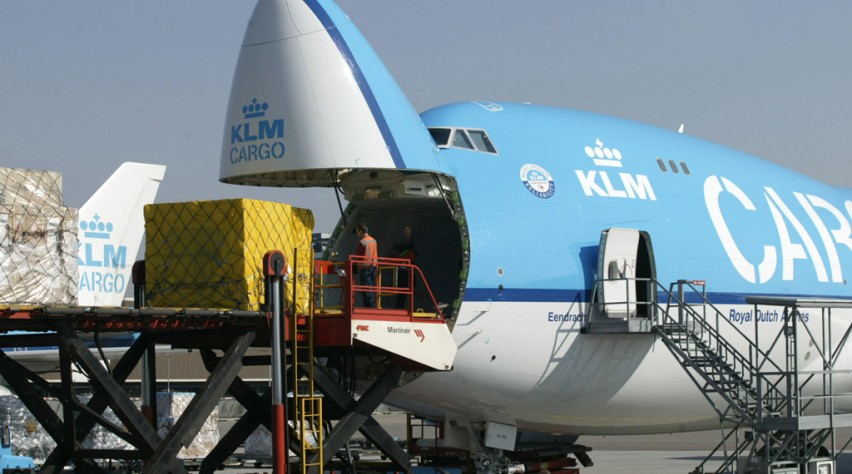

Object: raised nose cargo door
[220,0,447,188]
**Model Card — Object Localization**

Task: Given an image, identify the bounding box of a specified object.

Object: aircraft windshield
[429,127,498,154]
[429,128,451,146]
[467,130,496,153]
[452,129,474,149]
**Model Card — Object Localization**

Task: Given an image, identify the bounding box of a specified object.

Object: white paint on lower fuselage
[387,300,852,436]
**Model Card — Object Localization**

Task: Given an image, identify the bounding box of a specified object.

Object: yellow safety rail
[313,260,346,315]
[290,247,323,474]
[299,397,324,474]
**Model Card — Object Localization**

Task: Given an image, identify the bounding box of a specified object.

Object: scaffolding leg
[55,333,153,470]
[142,345,157,428]
[310,364,409,471]
[199,349,271,473]
[134,261,157,433]
[198,353,308,472]
[0,330,163,472]
[64,327,186,474]
[145,330,255,474]
[0,349,96,473]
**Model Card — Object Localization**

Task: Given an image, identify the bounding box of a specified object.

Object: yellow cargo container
[144,199,314,312]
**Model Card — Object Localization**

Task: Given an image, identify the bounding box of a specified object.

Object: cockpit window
[451,129,474,149]
[429,128,451,147]
[428,127,498,154]
[467,130,496,153]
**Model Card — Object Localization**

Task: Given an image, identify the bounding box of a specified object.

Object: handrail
[591,275,794,423]
[590,275,785,419]
[589,276,658,321]
[313,260,347,313]
[656,282,789,420]
[667,280,785,377]
[682,283,793,406]
[408,263,446,320]
[315,256,445,321]
[592,276,783,374]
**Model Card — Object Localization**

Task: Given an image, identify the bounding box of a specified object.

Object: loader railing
[314,256,445,321]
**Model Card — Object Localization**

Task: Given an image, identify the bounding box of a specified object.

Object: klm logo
[78,214,127,294]
[229,98,286,164]
[574,139,656,201]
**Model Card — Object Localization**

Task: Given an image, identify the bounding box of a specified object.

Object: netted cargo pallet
[0,167,77,305]
[145,198,314,311]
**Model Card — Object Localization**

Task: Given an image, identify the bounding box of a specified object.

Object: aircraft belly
[390,301,719,435]
[388,301,852,435]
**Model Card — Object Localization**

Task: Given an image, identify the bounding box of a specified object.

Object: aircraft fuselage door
[598,228,641,318]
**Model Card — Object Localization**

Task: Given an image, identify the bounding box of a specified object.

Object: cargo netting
[145,199,314,312]
[0,167,63,209]
[0,167,78,305]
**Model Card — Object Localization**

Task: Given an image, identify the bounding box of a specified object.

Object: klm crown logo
[584,139,623,168]
[80,214,114,240]
[242,98,269,119]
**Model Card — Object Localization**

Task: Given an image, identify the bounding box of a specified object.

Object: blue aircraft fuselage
[423,101,852,304]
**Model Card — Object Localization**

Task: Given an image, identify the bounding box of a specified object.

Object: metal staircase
[655,282,784,425]
[588,276,852,473]
[651,280,852,473]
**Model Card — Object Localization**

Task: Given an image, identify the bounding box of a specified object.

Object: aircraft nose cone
[242,0,350,46]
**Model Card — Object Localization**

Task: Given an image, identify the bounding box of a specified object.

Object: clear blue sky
[2,1,852,231]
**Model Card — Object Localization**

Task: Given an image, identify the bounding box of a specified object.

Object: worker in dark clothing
[393,224,417,309]
[354,223,378,307]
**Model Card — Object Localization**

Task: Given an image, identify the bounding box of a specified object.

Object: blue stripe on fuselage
[304,0,405,169]
[463,288,845,305]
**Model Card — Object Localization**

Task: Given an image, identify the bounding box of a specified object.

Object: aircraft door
[597,228,656,319]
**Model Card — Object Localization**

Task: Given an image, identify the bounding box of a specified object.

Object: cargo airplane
[219,0,852,468]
